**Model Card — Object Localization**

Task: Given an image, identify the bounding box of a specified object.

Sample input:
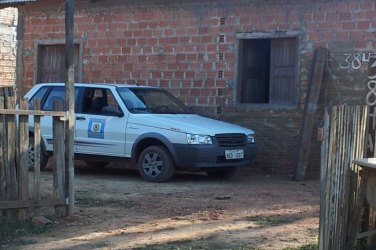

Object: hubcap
[142,152,163,177]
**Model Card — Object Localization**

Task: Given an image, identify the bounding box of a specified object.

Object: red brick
[357,21,371,29]
[121,47,131,54]
[366,10,376,19]
[138,55,147,62]
[160,80,170,88]
[175,71,184,78]
[339,12,352,21]
[147,38,158,46]
[343,22,357,30]
[178,63,189,70]
[191,36,201,43]
[364,32,375,40]
[349,31,363,39]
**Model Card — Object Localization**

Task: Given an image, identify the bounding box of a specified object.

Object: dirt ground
[10,161,319,250]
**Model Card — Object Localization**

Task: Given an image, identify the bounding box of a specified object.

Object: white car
[26,83,257,182]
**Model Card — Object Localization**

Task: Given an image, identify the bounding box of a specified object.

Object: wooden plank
[18,98,29,220]
[53,100,66,217]
[0,109,66,118]
[0,199,66,210]
[357,229,376,239]
[6,97,18,201]
[293,48,328,181]
[65,0,76,216]
[33,99,41,202]
[319,108,329,250]
[0,95,5,216]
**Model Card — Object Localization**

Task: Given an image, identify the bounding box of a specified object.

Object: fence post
[53,100,66,217]
[33,99,41,203]
[18,98,29,220]
[6,97,17,218]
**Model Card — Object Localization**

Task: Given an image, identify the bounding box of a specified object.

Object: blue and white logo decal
[88,119,105,139]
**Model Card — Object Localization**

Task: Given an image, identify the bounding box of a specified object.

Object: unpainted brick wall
[0,7,17,87]
[19,0,376,177]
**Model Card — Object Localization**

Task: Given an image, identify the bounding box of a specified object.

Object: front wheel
[138,146,175,182]
[206,166,239,180]
[28,136,49,171]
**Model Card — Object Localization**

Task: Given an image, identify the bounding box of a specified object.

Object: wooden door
[37,44,79,83]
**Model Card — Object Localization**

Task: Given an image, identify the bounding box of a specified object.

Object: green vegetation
[282,244,318,250]
[132,240,260,250]
[0,217,53,246]
[244,215,291,226]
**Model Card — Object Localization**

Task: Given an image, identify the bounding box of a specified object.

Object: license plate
[225,149,244,159]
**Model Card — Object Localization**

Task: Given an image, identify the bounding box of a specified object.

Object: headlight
[186,134,212,144]
[247,134,255,144]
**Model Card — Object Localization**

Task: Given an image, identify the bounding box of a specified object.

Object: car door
[75,87,127,156]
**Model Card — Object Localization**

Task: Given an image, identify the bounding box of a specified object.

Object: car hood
[129,114,254,135]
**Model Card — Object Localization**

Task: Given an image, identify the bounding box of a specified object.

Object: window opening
[238,37,297,105]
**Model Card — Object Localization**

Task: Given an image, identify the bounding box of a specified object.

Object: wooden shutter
[37,44,79,83]
[269,38,297,104]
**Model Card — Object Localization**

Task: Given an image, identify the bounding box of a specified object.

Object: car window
[82,88,122,116]
[118,87,191,114]
[39,86,79,111]
[42,87,65,111]
[28,86,48,110]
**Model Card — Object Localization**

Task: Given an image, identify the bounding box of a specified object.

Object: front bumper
[172,143,257,169]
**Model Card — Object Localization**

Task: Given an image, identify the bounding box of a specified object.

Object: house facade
[0,6,17,87]
[8,0,376,177]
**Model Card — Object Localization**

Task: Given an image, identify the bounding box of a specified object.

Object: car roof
[35,83,159,89]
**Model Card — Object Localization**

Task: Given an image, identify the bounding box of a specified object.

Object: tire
[85,160,109,168]
[206,166,239,180]
[138,146,175,182]
[28,136,48,171]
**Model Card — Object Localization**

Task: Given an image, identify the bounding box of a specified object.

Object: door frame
[33,38,84,85]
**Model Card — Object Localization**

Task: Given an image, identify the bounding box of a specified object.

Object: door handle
[76,116,86,121]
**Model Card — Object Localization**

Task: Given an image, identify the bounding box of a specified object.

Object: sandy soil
[8,161,319,250]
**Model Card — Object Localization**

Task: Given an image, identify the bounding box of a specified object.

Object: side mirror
[101,106,124,117]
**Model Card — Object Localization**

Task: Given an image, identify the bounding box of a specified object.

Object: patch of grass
[282,244,318,250]
[244,215,291,226]
[0,217,53,246]
[132,240,259,250]
[75,196,107,207]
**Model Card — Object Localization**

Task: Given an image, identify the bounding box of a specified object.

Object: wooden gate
[0,90,69,219]
[319,105,369,249]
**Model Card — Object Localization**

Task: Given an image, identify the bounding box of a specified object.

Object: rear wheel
[206,166,239,179]
[138,146,175,182]
[28,136,48,171]
[85,160,109,168]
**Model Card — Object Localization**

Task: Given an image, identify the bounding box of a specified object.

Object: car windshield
[117,87,192,114]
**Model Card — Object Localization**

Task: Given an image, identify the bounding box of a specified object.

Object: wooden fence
[0,93,69,220]
[319,105,369,249]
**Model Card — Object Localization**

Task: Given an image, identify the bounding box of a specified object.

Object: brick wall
[0,7,17,87]
[18,0,376,177]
